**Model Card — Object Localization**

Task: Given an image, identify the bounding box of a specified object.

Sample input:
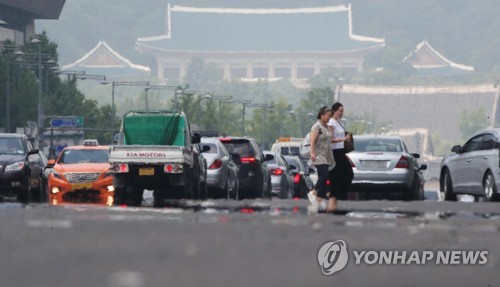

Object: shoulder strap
[336,119,345,129]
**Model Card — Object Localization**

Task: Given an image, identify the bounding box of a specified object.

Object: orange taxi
[47,140,114,205]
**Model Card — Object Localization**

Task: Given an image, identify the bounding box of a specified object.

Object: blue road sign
[49,116,84,128]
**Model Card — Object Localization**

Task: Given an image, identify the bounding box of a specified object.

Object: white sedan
[348,135,427,200]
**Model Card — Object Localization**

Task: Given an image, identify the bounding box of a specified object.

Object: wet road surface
[1,191,499,287]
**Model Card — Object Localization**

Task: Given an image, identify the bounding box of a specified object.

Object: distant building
[0,0,65,44]
[62,40,151,77]
[136,4,385,83]
[403,41,474,76]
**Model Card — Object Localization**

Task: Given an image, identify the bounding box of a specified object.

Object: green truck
[109,111,207,206]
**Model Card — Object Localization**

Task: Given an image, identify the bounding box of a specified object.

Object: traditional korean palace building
[403,41,474,76]
[62,40,151,76]
[136,4,385,82]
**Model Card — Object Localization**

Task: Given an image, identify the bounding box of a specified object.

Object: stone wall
[340,84,499,142]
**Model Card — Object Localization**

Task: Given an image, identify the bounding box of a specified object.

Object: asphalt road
[1,193,499,287]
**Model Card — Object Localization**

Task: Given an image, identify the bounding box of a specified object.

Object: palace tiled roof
[403,41,474,75]
[62,40,150,75]
[137,4,385,53]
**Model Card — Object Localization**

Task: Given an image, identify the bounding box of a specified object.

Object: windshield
[280,146,300,156]
[58,149,109,164]
[354,138,404,153]
[0,138,25,155]
[221,140,254,157]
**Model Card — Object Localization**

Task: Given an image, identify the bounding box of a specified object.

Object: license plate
[72,182,93,190]
[139,167,155,176]
[361,160,389,169]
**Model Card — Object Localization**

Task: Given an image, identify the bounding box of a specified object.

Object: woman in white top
[327,102,354,212]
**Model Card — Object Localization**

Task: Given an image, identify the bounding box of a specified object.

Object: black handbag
[338,120,354,153]
[344,132,355,153]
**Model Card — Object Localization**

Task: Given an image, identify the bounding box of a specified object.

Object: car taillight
[271,168,283,175]
[326,180,330,186]
[209,159,223,169]
[112,163,129,173]
[241,157,256,164]
[347,155,355,167]
[219,138,231,142]
[294,173,301,184]
[395,156,410,168]
[164,163,183,174]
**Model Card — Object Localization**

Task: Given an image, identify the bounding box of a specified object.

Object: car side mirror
[113,132,120,144]
[192,133,201,144]
[27,149,39,156]
[451,145,461,153]
[419,164,427,171]
[264,154,274,162]
[412,153,420,159]
[289,164,297,171]
[201,145,210,153]
[46,159,56,168]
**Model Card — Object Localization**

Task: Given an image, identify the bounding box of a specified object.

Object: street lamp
[245,102,274,146]
[202,94,232,112]
[109,81,150,144]
[224,99,251,136]
[1,43,22,132]
[202,94,233,134]
[143,84,183,112]
[30,38,44,147]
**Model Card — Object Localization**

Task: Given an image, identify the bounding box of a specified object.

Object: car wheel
[201,181,208,200]
[153,189,166,207]
[192,173,202,200]
[113,187,142,206]
[18,176,32,204]
[265,177,272,200]
[184,172,194,200]
[130,188,143,206]
[30,176,43,203]
[113,187,126,206]
[442,169,457,201]
[403,175,420,201]
[483,171,498,201]
[225,180,231,200]
[230,180,239,200]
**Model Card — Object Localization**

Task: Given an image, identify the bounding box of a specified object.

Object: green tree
[295,87,334,136]
[458,107,489,140]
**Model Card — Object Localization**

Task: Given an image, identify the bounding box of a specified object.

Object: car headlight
[4,162,24,172]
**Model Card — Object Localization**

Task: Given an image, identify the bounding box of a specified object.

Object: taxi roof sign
[83,139,99,146]
[277,137,303,143]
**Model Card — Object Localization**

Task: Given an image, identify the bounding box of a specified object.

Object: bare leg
[327,197,337,213]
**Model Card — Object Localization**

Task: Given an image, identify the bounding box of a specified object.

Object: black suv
[219,137,272,199]
[0,133,46,203]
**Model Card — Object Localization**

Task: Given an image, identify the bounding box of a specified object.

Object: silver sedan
[200,138,239,199]
[263,151,294,199]
[440,128,500,201]
[348,135,427,200]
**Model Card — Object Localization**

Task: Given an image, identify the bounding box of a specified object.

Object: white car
[440,128,500,201]
[348,135,427,200]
